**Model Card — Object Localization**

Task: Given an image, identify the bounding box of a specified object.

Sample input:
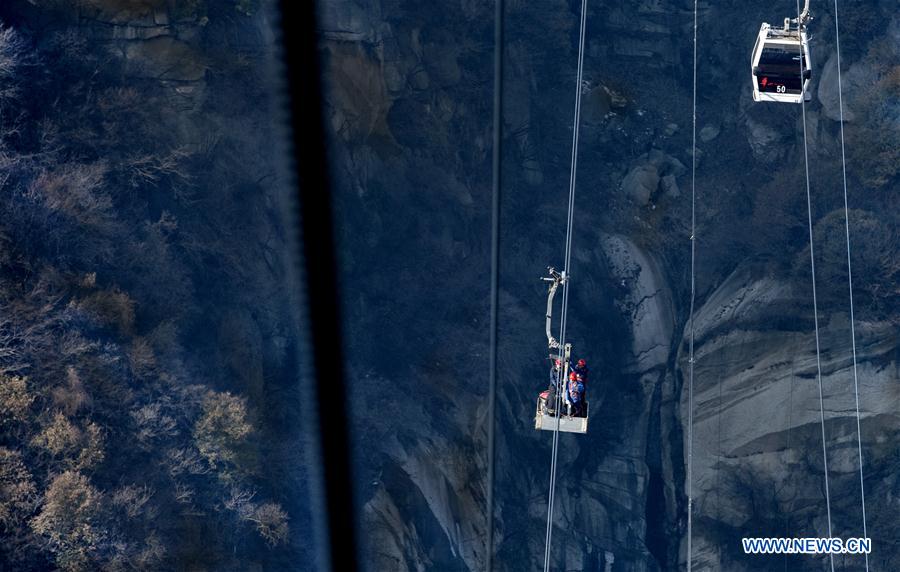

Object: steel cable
[542,0,589,569]
[686,0,698,569]
[832,0,869,568]
[486,0,505,568]
[797,0,835,567]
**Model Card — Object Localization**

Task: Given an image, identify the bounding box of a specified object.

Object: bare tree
[30,471,107,571]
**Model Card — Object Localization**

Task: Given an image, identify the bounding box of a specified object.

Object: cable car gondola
[750,0,812,103]
[534,268,589,434]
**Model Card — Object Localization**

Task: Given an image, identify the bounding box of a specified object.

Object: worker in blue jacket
[541,359,563,415]
[565,370,585,417]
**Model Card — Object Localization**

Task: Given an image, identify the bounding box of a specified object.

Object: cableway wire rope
[542,0,588,570]
[686,0,698,569]
[486,0,504,568]
[832,0,869,568]
[783,343,797,572]
[796,0,834,569]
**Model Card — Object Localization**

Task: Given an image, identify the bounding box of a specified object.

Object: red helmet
[577,359,586,368]
[569,371,577,381]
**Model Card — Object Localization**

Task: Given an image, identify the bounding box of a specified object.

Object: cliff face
[319,0,899,570]
[686,263,900,571]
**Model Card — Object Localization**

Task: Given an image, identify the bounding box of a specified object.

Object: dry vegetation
[0,10,294,570]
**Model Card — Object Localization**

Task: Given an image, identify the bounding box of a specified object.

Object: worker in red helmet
[571,358,588,385]
[549,358,563,388]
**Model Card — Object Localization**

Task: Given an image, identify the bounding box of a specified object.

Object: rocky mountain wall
[318,0,900,570]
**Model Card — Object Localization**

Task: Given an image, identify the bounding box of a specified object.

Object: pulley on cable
[534,267,589,434]
[750,0,813,103]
